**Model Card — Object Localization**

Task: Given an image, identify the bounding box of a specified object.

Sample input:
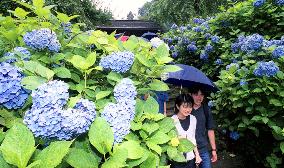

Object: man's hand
[211,150,217,162]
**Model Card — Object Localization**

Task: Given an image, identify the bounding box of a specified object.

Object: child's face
[177,102,193,117]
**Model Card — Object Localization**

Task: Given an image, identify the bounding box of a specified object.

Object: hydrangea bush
[0,0,188,167]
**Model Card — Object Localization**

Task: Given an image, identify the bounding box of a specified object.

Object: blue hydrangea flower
[205,44,213,53]
[201,22,210,30]
[193,26,202,32]
[3,47,31,63]
[0,63,29,109]
[172,51,179,58]
[240,34,264,53]
[61,22,72,36]
[101,103,132,144]
[231,43,239,53]
[169,45,175,51]
[187,44,197,53]
[275,0,284,5]
[171,24,178,30]
[239,79,248,86]
[226,63,239,70]
[23,28,61,52]
[200,51,209,60]
[215,59,223,65]
[150,37,168,48]
[31,80,69,109]
[163,38,173,44]
[204,33,211,40]
[193,18,205,24]
[179,26,187,32]
[230,131,240,140]
[113,78,137,103]
[182,38,190,45]
[253,0,265,7]
[211,35,220,43]
[253,61,279,77]
[208,101,214,108]
[186,24,192,30]
[263,40,283,47]
[99,51,135,73]
[272,46,284,58]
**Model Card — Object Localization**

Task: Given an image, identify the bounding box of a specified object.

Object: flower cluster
[231,34,264,53]
[226,63,239,70]
[101,78,137,144]
[187,43,197,53]
[99,51,134,73]
[253,61,279,77]
[3,47,31,63]
[150,37,169,49]
[215,59,223,65]
[239,79,248,86]
[23,28,61,52]
[272,46,284,59]
[275,0,284,5]
[229,131,240,140]
[253,0,266,7]
[200,51,209,60]
[193,18,205,25]
[60,22,72,35]
[0,63,29,109]
[23,80,97,140]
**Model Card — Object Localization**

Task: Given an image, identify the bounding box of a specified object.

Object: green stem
[84,71,87,89]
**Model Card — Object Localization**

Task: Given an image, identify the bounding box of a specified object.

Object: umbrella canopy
[141,32,157,40]
[163,64,218,92]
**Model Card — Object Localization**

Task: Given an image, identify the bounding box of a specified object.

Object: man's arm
[208,130,217,162]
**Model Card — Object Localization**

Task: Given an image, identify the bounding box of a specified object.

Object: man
[189,86,217,168]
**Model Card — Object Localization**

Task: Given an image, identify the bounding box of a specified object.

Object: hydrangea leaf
[23,61,54,80]
[162,65,182,73]
[177,138,195,153]
[280,142,284,154]
[145,141,161,155]
[68,55,91,70]
[144,96,159,114]
[157,117,175,134]
[269,99,282,106]
[68,94,81,108]
[33,0,45,8]
[118,140,144,159]
[148,130,170,145]
[88,117,114,155]
[13,7,30,19]
[166,146,178,159]
[35,140,73,168]
[95,91,112,100]
[101,147,127,168]
[127,150,149,167]
[0,123,36,168]
[136,53,152,67]
[21,76,47,90]
[53,67,71,79]
[0,153,11,168]
[140,152,157,168]
[149,80,169,91]
[142,123,159,135]
[65,148,98,168]
[107,72,122,82]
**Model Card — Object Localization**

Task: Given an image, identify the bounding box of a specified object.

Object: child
[171,94,202,168]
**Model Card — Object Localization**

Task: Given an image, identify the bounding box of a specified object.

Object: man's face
[191,90,204,106]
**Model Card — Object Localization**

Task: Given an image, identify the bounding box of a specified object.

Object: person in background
[189,86,217,168]
[171,94,202,168]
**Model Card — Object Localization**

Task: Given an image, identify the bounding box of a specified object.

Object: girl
[171,94,202,168]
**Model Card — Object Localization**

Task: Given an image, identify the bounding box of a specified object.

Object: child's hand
[195,155,202,165]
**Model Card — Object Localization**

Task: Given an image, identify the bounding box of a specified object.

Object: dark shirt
[191,104,215,152]
[179,116,191,131]
[153,91,169,113]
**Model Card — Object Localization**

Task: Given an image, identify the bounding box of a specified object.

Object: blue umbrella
[163,64,218,92]
[141,32,157,40]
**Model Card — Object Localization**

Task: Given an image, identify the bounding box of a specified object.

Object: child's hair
[174,94,194,114]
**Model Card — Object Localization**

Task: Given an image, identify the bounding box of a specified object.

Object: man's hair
[188,85,206,95]
[174,94,194,114]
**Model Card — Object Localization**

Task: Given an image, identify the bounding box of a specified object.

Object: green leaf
[107,72,122,82]
[269,99,282,106]
[88,117,114,155]
[33,0,44,8]
[26,160,41,168]
[248,98,255,105]
[149,80,169,91]
[65,148,98,168]
[171,152,186,162]
[35,141,73,168]
[144,96,159,114]
[14,7,30,18]
[158,117,175,133]
[142,123,159,135]
[136,53,152,67]
[68,95,82,108]
[276,71,284,79]
[53,67,71,79]
[21,76,47,90]
[119,140,144,159]
[0,123,35,168]
[0,153,12,168]
[140,152,157,168]
[68,55,91,70]
[166,146,178,159]
[23,61,54,80]
[127,150,149,167]
[162,65,182,73]
[177,138,195,153]
[146,141,162,155]
[148,131,170,145]
[101,147,127,168]
[85,52,97,68]
[280,142,284,154]
[130,122,142,131]
[95,91,112,100]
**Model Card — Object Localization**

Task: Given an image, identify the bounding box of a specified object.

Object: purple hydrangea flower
[169,45,175,51]
[205,44,214,53]
[99,51,135,73]
[187,44,197,52]
[23,28,61,52]
[172,51,179,58]
[193,26,202,32]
